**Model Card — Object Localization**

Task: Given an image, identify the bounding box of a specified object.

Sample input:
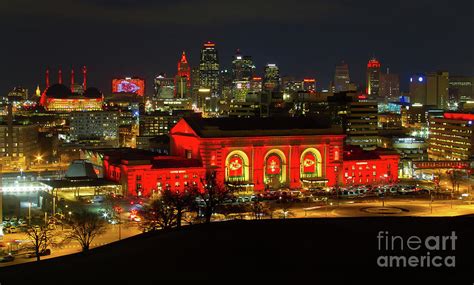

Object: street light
[28,202,32,225]
[35,154,43,164]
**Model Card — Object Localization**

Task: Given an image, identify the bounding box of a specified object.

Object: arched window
[264,150,287,186]
[300,148,322,178]
[266,154,282,175]
[228,154,244,178]
[225,151,250,182]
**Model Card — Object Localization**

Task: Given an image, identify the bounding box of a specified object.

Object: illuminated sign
[229,155,244,177]
[266,154,281,175]
[303,152,316,173]
[112,78,145,96]
[170,170,186,174]
[356,162,368,165]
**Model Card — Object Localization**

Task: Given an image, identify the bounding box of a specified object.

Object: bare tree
[140,198,177,231]
[448,170,462,194]
[64,210,107,252]
[24,224,55,261]
[161,187,196,228]
[195,171,234,224]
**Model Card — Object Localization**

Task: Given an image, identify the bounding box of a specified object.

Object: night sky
[0,0,472,95]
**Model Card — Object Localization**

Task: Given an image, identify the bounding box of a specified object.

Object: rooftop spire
[180,51,188,64]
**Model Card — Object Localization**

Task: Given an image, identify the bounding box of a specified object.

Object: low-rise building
[428,112,474,160]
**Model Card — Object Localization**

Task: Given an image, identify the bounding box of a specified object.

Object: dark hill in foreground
[0,217,472,284]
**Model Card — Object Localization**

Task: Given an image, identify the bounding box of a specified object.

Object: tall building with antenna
[367,57,381,97]
[175,51,191,98]
[198,41,220,97]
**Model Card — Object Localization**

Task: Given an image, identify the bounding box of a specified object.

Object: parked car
[26,249,51,258]
[0,254,15,262]
[92,195,105,204]
[6,226,19,233]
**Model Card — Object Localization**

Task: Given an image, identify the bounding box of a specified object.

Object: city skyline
[0,0,472,95]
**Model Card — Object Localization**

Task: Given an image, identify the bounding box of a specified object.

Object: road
[0,222,141,267]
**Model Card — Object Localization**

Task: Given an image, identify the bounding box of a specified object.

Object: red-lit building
[341,146,399,186]
[97,117,400,197]
[170,117,346,191]
[39,67,103,112]
[101,149,205,197]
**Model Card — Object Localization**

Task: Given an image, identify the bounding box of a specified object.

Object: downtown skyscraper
[199,41,220,96]
[263,63,281,94]
[231,49,255,102]
[175,51,191,98]
[366,58,381,97]
[334,61,351,92]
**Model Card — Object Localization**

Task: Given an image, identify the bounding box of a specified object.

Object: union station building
[91,117,399,197]
[171,117,399,192]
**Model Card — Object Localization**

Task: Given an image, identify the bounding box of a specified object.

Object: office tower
[231,49,255,81]
[409,74,427,105]
[263,64,281,93]
[69,111,120,147]
[199,41,220,97]
[379,69,400,100]
[191,67,200,107]
[250,76,262,93]
[303,79,316,92]
[367,58,381,97]
[0,122,39,168]
[334,61,351,92]
[426,71,449,109]
[428,113,474,160]
[154,74,175,99]
[410,72,449,109]
[220,69,233,102]
[345,99,379,150]
[175,51,191,98]
[449,75,473,104]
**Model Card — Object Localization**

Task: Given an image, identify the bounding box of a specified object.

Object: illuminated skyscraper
[231,49,254,102]
[379,68,400,100]
[334,62,350,92]
[154,74,175,99]
[231,49,255,81]
[409,72,449,109]
[199,41,220,97]
[367,58,381,97]
[263,63,281,93]
[175,51,191,98]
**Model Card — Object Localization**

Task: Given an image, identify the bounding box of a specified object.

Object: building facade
[366,58,381,98]
[0,123,39,167]
[263,64,281,94]
[410,72,449,109]
[69,111,119,146]
[428,112,474,161]
[379,71,400,100]
[170,117,345,191]
[345,100,379,150]
[334,62,351,92]
[199,41,220,97]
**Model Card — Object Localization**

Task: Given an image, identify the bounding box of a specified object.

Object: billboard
[112,78,145,96]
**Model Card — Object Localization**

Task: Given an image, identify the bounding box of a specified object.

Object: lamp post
[35,154,43,165]
[28,202,32,225]
[115,207,123,241]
